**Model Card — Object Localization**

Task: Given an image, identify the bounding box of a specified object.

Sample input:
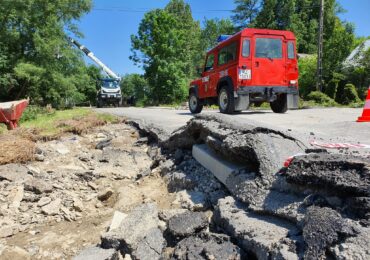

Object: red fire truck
[189,28,299,114]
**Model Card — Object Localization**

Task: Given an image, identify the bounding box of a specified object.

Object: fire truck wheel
[189,92,203,114]
[218,86,235,114]
[270,93,288,113]
[97,99,104,108]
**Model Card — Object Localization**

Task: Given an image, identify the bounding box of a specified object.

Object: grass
[0,107,122,165]
[19,107,121,138]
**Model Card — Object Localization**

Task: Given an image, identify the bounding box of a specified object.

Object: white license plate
[239,69,251,80]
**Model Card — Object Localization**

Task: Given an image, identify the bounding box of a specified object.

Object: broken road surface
[1,109,370,259]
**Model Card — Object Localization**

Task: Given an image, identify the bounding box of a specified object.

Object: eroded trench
[1,114,369,260]
[125,114,370,260]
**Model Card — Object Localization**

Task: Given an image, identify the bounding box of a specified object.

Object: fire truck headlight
[290,80,297,85]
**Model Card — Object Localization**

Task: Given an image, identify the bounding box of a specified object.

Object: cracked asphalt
[97,107,370,145]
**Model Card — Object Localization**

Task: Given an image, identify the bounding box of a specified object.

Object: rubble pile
[1,113,369,259]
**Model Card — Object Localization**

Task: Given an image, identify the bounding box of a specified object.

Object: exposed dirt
[0,123,175,259]
[1,113,370,260]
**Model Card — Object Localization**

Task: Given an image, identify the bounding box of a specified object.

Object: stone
[55,143,70,155]
[123,254,132,260]
[0,164,32,183]
[214,197,299,260]
[97,133,108,139]
[88,182,98,190]
[41,198,61,216]
[38,197,52,207]
[96,139,113,150]
[158,209,189,222]
[159,160,174,175]
[0,226,15,238]
[61,206,74,222]
[166,171,196,192]
[98,189,114,201]
[109,211,128,231]
[1,246,31,260]
[132,228,165,260]
[101,203,160,252]
[174,149,184,164]
[26,166,41,176]
[73,198,84,212]
[302,206,357,259]
[174,190,208,211]
[330,225,370,260]
[24,179,52,194]
[168,211,209,237]
[8,185,24,209]
[35,154,45,161]
[73,246,118,260]
[172,232,243,260]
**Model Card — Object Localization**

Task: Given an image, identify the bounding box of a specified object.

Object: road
[98,107,370,145]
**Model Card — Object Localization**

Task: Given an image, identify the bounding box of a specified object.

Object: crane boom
[69,38,120,80]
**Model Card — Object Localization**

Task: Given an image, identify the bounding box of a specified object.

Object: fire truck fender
[217,76,234,95]
[189,85,199,97]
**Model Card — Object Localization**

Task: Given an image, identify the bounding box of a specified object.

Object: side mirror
[196,67,203,76]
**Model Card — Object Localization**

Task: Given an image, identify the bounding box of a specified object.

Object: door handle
[255,61,259,67]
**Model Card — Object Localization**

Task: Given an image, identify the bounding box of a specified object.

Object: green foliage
[324,72,345,100]
[298,55,317,97]
[306,91,337,106]
[325,80,338,100]
[232,0,260,28]
[19,106,54,123]
[0,0,96,108]
[341,84,361,105]
[200,19,235,52]
[131,0,201,104]
[120,74,149,103]
[253,0,277,29]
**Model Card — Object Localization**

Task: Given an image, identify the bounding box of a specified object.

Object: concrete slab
[192,144,244,185]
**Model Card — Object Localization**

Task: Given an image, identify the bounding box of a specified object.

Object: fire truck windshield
[102,81,119,89]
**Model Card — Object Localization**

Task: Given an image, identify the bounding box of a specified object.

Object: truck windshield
[102,81,119,89]
[255,38,282,59]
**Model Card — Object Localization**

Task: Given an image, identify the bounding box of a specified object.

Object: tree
[131,0,200,104]
[165,0,202,79]
[120,74,148,103]
[253,0,277,29]
[0,0,94,107]
[200,18,235,52]
[232,0,261,29]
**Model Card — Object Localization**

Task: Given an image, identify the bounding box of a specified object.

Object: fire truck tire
[270,93,288,113]
[97,99,104,108]
[218,86,235,114]
[189,92,203,114]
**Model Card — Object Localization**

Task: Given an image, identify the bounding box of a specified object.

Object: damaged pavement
[1,113,370,259]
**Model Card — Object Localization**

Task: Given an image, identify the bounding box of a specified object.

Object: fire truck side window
[242,39,250,57]
[204,54,215,72]
[218,42,237,66]
[255,38,282,59]
[288,42,295,59]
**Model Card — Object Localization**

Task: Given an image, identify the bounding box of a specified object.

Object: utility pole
[316,0,324,92]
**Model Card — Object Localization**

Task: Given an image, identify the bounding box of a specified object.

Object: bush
[325,79,338,100]
[298,55,317,98]
[306,91,337,106]
[20,106,55,123]
[341,84,361,105]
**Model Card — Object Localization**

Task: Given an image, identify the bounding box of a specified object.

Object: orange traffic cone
[357,86,370,122]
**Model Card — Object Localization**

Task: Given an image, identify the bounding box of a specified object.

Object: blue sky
[77,0,370,76]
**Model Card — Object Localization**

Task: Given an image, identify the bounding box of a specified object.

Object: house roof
[344,39,370,67]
